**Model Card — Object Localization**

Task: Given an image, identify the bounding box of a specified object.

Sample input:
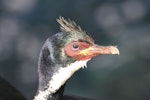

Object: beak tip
[110,46,120,55]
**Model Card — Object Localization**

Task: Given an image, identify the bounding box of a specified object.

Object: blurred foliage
[0,0,150,100]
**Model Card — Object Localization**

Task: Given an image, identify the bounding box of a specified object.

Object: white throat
[34,59,90,100]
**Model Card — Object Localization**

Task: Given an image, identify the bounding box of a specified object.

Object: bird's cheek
[64,49,87,60]
[64,48,78,58]
[71,53,94,61]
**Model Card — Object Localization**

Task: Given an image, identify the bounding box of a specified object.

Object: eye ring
[72,44,79,51]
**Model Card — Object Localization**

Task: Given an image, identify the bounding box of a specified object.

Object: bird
[0,17,119,100]
[33,17,119,100]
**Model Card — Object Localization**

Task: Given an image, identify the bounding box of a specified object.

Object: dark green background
[0,0,150,100]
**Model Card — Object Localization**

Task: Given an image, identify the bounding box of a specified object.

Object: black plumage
[0,76,26,100]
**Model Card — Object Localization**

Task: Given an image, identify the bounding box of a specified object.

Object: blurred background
[0,0,150,100]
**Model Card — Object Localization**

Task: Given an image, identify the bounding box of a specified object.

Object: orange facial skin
[64,41,119,61]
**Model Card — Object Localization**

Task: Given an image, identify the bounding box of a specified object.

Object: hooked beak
[90,45,119,55]
[79,45,119,60]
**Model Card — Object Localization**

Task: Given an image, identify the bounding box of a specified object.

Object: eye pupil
[73,44,79,49]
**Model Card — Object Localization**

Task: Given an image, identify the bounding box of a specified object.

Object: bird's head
[35,17,119,100]
[47,17,119,66]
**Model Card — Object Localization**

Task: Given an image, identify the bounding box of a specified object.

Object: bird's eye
[72,44,79,51]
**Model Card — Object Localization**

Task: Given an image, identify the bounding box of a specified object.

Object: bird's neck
[34,84,65,100]
[34,42,89,100]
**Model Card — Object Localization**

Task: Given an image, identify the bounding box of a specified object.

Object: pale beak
[79,45,119,57]
[90,45,119,55]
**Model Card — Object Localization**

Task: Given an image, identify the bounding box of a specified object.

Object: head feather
[57,16,85,34]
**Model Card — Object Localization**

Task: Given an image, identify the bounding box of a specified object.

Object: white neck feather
[34,59,90,100]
